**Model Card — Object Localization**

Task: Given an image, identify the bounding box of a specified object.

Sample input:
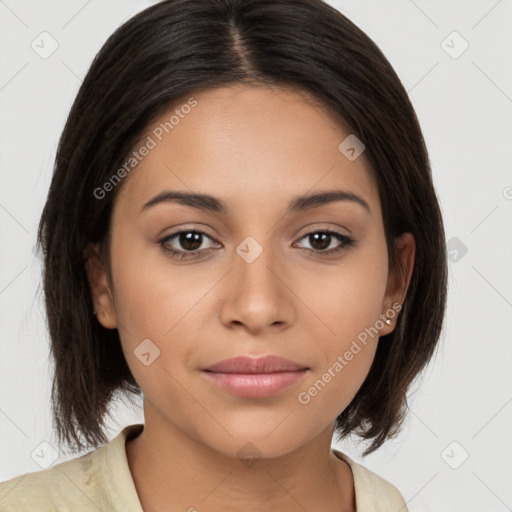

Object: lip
[202,355,309,398]
[204,355,308,373]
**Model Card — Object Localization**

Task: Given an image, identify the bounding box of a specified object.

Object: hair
[37,0,447,456]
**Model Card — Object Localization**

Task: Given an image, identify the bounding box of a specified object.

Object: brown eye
[175,231,203,251]
[159,229,219,259]
[294,230,355,255]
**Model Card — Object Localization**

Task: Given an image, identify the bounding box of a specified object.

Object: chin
[195,417,317,462]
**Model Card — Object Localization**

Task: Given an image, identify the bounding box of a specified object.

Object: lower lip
[202,370,308,398]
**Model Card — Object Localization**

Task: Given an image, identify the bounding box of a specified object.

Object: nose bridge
[235,233,281,298]
[220,232,294,331]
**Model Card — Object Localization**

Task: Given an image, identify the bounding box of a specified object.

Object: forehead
[115,84,380,220]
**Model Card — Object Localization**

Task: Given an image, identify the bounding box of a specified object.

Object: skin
[85,83,415,512]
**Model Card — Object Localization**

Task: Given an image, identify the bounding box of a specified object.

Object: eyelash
[157,228,356,260]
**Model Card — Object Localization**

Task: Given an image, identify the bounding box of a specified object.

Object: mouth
[202,355,310,398]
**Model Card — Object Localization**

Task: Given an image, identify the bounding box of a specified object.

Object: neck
[125,412,355,512]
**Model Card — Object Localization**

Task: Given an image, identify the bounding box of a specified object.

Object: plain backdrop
[1,1,511,511]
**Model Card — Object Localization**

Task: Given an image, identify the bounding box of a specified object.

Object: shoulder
[0,424,144,512]
[0,447,101,511]
[332,449,409,511]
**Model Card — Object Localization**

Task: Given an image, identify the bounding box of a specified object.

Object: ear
[379,232,415,336]
[83,242,118,329]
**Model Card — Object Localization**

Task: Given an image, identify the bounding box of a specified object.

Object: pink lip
[204,355,307,373]
[202,355,309,398]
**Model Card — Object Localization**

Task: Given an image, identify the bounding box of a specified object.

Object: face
[87,83,414,459]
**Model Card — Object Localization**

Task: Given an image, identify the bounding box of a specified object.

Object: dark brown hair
[37,0,447,456]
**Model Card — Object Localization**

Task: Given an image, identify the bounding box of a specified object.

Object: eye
[158,229,220,260]
[158,228,356,261]
[294,230,355,256]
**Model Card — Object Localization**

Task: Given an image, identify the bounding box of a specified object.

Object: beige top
[0,423,408,511]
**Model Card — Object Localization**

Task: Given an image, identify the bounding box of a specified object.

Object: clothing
[0,423,408,511]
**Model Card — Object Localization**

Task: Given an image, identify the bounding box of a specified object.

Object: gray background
[1,1,511,510]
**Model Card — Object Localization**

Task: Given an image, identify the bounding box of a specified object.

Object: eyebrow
[141,189,371,215]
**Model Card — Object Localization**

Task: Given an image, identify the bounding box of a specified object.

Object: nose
[219,239,296,335]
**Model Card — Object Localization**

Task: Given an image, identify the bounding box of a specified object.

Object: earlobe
[83,242,118,329]
[380,232,416,335]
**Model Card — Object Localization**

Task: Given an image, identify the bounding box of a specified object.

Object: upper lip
[203,355,309,374]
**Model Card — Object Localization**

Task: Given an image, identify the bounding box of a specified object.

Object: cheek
[295,341,377,437]
[304,256,389,340]
[295,255,388,410]
[296,277,384,422]
[110,237,203,336]
[108,241,218,387]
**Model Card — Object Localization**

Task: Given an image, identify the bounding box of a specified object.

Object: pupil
[180,232,202,250]
[311,232,330,250]
[176,232,333,252]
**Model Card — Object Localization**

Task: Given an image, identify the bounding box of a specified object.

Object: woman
[0,0,447,510]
